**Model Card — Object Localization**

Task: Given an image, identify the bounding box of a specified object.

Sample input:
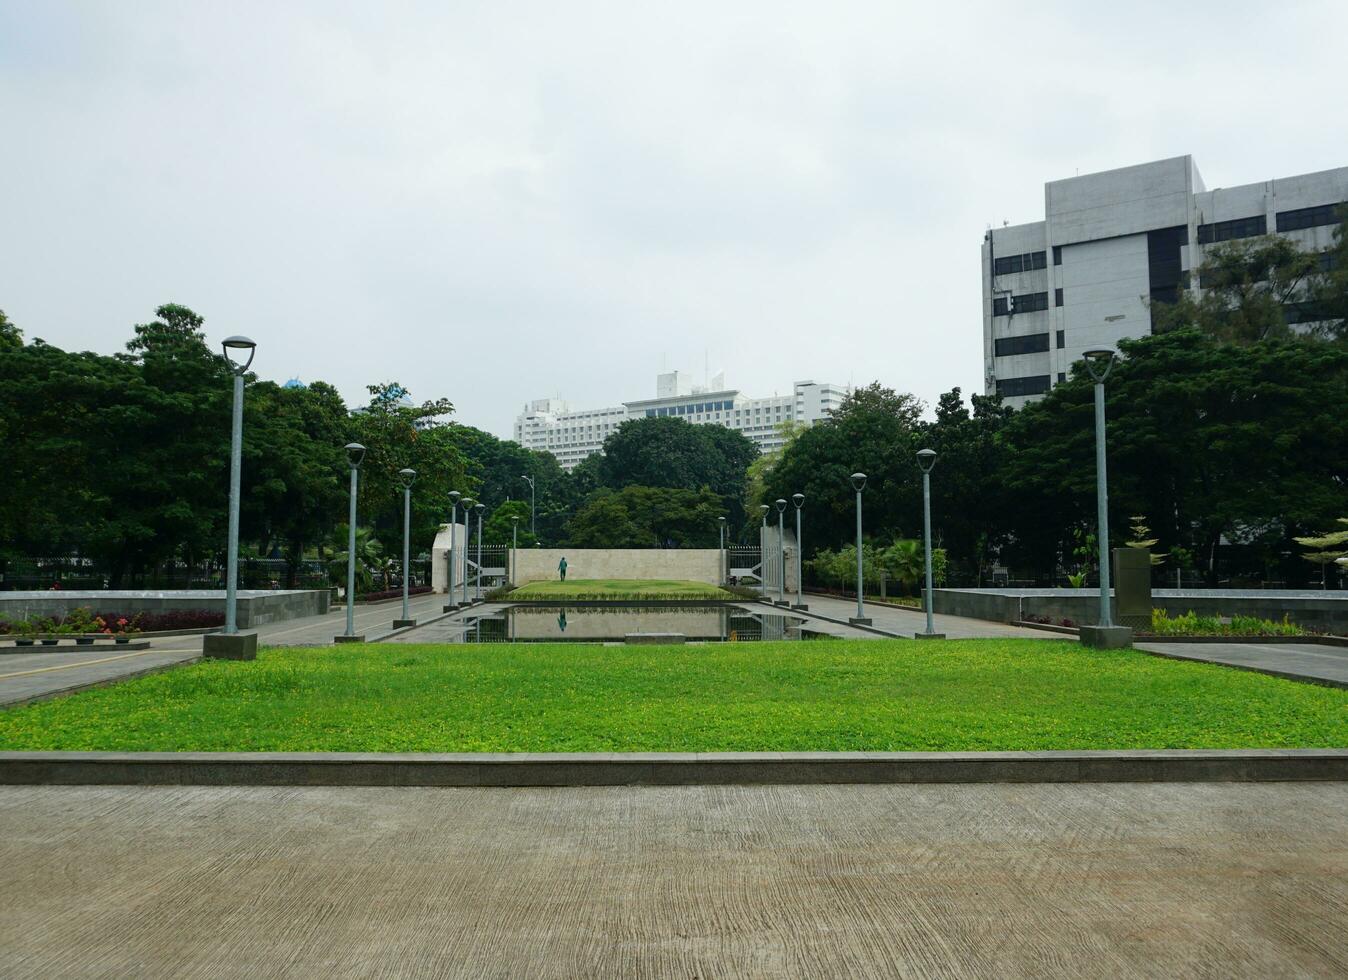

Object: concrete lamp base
[442,604,459,613]
[849,617,873,626]
[1079,625,1134,649]
[203,632,257,661]
[773,600,791,607]
[393,619,417,629]
[334,634,366,644]
[914,632,946,641]
[791,603,809,611]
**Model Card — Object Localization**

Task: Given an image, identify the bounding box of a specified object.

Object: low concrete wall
[0,590,329,628]
[510,549,723,586]
[932,588,1348,632]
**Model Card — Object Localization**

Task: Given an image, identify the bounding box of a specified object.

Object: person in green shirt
[558,556,568,581]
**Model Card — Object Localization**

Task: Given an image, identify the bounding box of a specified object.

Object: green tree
[0,309,21,351]
[1153,234,1323,344]
[1294,518,1348,587]
[563,490,654,548]
[483,499,538,547]
[1306,211,1348,343]
[564,485,724,548]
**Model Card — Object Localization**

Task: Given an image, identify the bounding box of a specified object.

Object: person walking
[558,555,568,581]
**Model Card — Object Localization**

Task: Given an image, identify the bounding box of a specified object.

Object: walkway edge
[1,749,1344,787]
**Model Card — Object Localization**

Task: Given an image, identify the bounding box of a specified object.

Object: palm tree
[881,539,924,595]
[327,525,384,596]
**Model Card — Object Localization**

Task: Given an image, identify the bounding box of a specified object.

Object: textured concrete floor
[2,783,1345,978]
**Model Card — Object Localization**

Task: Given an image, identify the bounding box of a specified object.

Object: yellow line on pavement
[0,648,197,680]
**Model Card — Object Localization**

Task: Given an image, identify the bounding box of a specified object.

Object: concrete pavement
[799,592,1057,639]
[1138,640,1348,688]
[2,782,1345,977]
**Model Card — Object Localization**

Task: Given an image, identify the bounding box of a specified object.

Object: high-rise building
[982,155,1347,407]
[513,376,849,470]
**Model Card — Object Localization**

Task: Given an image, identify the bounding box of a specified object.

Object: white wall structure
[510,549,724,585]
[430,522,467,594]
[982,156,1348,408]
[513,375,849,471]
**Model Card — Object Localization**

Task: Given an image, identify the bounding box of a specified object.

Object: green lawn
[0,639,1343,752]
[507,578,733,600]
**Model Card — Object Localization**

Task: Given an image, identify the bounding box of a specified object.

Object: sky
[3,1,1347,437]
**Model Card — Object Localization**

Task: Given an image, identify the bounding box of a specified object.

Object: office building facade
[982,155,1347,407]
[514,372,849,470]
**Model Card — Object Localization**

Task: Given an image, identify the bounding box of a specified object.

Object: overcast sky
[3,1,1346,437]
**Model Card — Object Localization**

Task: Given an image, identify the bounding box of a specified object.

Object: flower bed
[1144,609,1307,638]
[356,585,433,604]
[0,608,224,636]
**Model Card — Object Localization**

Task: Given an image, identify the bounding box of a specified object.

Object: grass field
[507,578,733,600]
[0,639,1343,753]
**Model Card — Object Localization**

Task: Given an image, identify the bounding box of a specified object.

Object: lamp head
[221,335,257,375]
[759,504,769,515]
[850,472,867,492]
[1082,347,1118,382]
[775,498,787,513]
[512,515,519,524]
[398,467,417,488]
[474,502,485,514]
[449,490,461,504]
[718,516,726,524]
[916,448,937,473]
[344,442,366,468]
[792,493,804,508]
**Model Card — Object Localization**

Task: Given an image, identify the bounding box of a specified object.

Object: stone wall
[931,588,1348,633]
[510,549,723,586]
[0,590,330,628]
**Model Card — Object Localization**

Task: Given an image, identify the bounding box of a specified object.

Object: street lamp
[915,449,944,640]
[1081,347,1131,648]
[759,504,770,597]
[792,493,806,610]
[206,335,257,661]
[511,515,519,584]
[718,516,727,584]
[445,490,461,611]
[394,468,417,628]
[775,498,788,605]
[336,442,366,643]
[459,497,474,606]
[850,472,870,626]
[521,475,536,537]
[474,502,485,601]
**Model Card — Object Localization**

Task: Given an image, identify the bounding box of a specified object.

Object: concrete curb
[1136,645,1348,690]
[786,598,906,639]
[2,749,1344,787]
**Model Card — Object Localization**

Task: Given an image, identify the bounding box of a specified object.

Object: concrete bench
[624,633,686,645]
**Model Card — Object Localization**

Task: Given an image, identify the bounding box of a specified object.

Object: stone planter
[40,638,58,646]
[75,637,95,646]
[14,638,34,647]
[114,635,133,645]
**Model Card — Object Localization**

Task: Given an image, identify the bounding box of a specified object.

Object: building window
[1054,287,1063,307]
[994,333,1050,357]
[1052,245,1062,266]
[993,291,1049,317]
[1276,203,1344,233]
[1057,372,1066,384]
[1197,214,1267,245]
[992,251,1048,276]
[1056,329,1065,349]
[995,375,1052,398]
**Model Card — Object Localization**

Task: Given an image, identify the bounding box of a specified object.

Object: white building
[983,155,1348,407]
[513,372,849,470]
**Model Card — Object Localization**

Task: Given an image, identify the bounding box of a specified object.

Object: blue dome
[283,377,306,389]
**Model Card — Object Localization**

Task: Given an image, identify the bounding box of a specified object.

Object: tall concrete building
[982,155,1347,407]
[514,372,849,470]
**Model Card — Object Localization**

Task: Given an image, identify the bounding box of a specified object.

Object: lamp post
[849,472,870,626]
[511,516,519,584]
[718,516,727,584]
[759,504,770,597]
[1081,348,1131,648]
[521,475,536,537]
[205,336,257,660]
[394,468,417,628]
[474,502,485,601]
[445,491,461,611]
[336,442,366,643]
[775,499,788,605]
[459,497,473,606]
[915,449,944,640]
[792,493,806,610]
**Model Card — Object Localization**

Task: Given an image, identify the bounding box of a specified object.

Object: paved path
[0,642,202,707]
[2,782,1344,978]
[1138,641,1348,688]
[252,590,453,646]
[800,592,1057,639]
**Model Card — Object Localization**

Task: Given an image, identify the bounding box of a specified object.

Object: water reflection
[461,605,828,643]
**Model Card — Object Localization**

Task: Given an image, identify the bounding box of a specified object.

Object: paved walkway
[800,592,1056,639]
[1138,641,1348,688]
[2,782,1344,978]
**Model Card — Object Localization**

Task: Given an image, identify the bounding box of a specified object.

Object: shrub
[1147,609,1306,637]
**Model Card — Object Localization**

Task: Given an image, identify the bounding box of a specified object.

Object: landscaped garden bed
[506,579,734,601]
[0,607,224,642]
[0,639,1341,752]
[356,585,433,603]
